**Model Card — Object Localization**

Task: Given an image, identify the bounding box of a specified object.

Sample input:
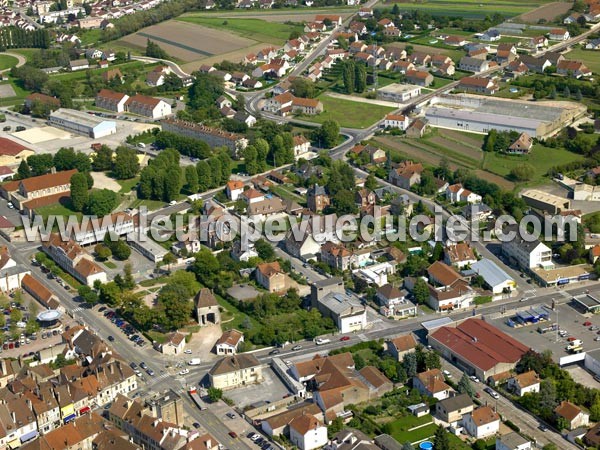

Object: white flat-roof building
[49,108,117,138]
[310,278,367,333]
[377,84,422,103]
[127,232,169,263]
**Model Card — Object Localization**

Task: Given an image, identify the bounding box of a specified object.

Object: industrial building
[49,108,117,138]
[377,84,422,103]
[428,318,529,381]
[126,232,168,263]
[521,189,571,214]
[425,94,586,138]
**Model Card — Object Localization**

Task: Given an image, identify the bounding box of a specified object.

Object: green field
[51,61,148,82]
[177,16,304,44]
[117,177,140,194]
[482,143,585,185]
[306,95,396,129]
[566,47,600,74]
[383,0,544,18]
[35,201,82,221]
[386,415,436,443]
[0,54,18,71]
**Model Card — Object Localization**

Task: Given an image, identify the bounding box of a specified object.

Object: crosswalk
[71,307,86,313]
[145,372,170,387]
[523,289,537,297]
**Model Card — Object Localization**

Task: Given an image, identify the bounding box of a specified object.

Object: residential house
[409,52,431,66]
[393,60,415,74]
[125,95,171,119]
[208,354,263,390]
[585,423,600,448]
[69,59,89,71]
[506,60,529,78]
[586,38,600,49]
[376,284,416,318]
[501,224,552,269]
[289,414,328,450]
[554,401,589,430]
[413,368,453,400]
[146,65,171,87]
[405,119,428,138]
[459,57,489,72]
[507,371,540,397]
[507,132,533,154]
[557,59,592,78]
[255,261,286,293]
[214,329,244,355]
[444,242,477,269]
[386,334,417,361]
[95,89,129,113]
[464,406,500,438]
[388,161,424,189]
[161,332,186,355]
[291,97,323,115]
[496,433,532,450]
[383,114,409,130]
[435,393,474,424]
[293,135,311,157]
[549,28,570,40]
[446,183,482,204]
[496,44,517,64]
[307,184,330,213]
[311,278,367,333]
[405,69,433,87]
[445,35,468,46]
[480,30,500,41]
[378,18,395,28]
[530,36,548,50]
[226,180,245,201]
[320,242,354,271]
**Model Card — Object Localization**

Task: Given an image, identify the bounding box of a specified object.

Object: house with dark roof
[376,285,415,318]
[435,393,473,424]
[428,318,530,381]
[208,354,263,390]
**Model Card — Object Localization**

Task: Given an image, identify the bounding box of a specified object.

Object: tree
[92,145,114,171]
[354,63,367,93]
[26,154,53,176]
[457,373,475,397]
[365,173,378,191]
[196,161,211,191]
[85,189,117,216]
[315,120,340,149]
[162,252,176,271]
[402,352,417,377]
[112,240,131,260]
[120,264,136,290]
[243,145,259,175]
[291,78,316,98]
[563,86,571,98]
[145,39,169,59]
[413,278,429,305]
[17,160,30,179]
[78,285,99,305]
[188,73,224,111]
[433,425,450,450]
[342,60,355,94]
[255,239,275,261]
[425,351,441,370]
[207,387,223,402]
[509,164,535,181]
[70,173,89,212]
[94,243,112,260]
[184,165,199,193]
[113,146,140,179]
[157,283,193,329]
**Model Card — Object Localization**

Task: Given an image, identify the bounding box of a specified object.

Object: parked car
[228,431,237,438]
[268,349,280,355]
[107,336,114,342]
[226,412,236,419]
[340,336,350,341]
[291,345,302,351]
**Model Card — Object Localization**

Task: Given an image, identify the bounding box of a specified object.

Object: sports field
[178,16,304,44]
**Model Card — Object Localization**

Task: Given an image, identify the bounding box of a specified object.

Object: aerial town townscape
[4,0,600,449]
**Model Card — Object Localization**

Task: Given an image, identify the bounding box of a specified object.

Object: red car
[584,321,592,326]
[567,337,578,341]
[340,336,350,341]
[475,392,481,398]
[228,431,237,438]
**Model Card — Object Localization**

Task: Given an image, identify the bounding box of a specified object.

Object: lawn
[0,54,18,71]
[482,144,585,186]
[386,415,436,443]
[130,198,167,211]
[215,294,260,331]
[567,47,600,74]
[51,61,148,82]
[117,177,140,194]
[35,201,82,221]
[306,95,396,129]
[177,16,303,45]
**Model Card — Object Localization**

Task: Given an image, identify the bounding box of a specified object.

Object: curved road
[0,52,26,73]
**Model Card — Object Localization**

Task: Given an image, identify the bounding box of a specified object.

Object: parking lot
[223,367,291,408]
[488,298,600,362]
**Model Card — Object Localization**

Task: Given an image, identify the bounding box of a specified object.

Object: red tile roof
[0,137,30,156]
[430,318,529,372]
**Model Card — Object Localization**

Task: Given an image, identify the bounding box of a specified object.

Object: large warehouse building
[49,108,117,138]
[428,318,529,381]
[425,94,586,138]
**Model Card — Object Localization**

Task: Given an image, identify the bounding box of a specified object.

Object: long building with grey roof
[425,94,586,138]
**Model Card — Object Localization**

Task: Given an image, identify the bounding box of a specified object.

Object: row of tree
[0,27,50,50]
[341,60,367,95]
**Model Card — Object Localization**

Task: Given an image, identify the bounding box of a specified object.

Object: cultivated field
[515,1,572,23]
[181,9,353,24]
[119,20,255,62]
[177,16,304,45]
[382,0,549,19]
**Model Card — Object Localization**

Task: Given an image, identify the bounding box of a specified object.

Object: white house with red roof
[125,95,171,119]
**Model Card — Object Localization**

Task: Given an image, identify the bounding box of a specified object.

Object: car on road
[129,362,137,370]
[340,336,350,341]
[98,307,107,312]
[139,362,147,370]
[469,376,480,383]
[146,368,155,376]
[179,369,189,375]
[193,422,201,429]
[538,424,548,432]
[184,349,192,354]
[584,321,593,327]
[249,433,260,441]
[484,387,499,399]
[226,412,236,419]
[291,345,302,351]
[228,431,237,438]
[269,349,280,355]
[315,338,330,345]
[107,336,114,342]
[442,370,452,378]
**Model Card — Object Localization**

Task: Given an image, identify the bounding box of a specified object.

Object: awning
[63,413,76,423]
[20,430,39,443]
[79,406,91,415]
[439,304,454,310]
